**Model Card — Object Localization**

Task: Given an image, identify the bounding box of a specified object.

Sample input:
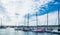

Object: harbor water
[0,28,60,35]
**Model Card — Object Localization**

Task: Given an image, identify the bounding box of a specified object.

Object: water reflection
[0,28,60,35]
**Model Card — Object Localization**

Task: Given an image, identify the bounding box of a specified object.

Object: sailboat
[22,13,31,31]
[0,17,6,29]
[45,6,60,33]
[58,6,60,31]
[51,6,60,33]
[45,11,51,32]
[32,12,44,32]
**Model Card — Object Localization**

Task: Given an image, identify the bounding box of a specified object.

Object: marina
[0,0,60,35]
[0,25,60,34]
[0,28,60,35]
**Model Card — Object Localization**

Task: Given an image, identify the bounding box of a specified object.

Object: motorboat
[14,27,22,31]
[32,29,45,32]
[45,29,52,33]
[51,29,59,33]
[22,28,32,31]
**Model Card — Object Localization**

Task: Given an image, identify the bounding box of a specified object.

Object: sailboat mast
[36,12,38,29]
[47,11,48,30]
[58,6,60,31]
[27,13,29,27]
[58,6,60,26]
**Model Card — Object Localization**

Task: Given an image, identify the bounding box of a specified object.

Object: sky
[0,0,60,26]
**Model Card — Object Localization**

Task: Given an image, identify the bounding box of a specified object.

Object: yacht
[32,29,45,32]
[51,29,60,33]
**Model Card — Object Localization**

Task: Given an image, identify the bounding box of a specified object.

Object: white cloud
[0,0,54,26]
[1,0,53,16]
